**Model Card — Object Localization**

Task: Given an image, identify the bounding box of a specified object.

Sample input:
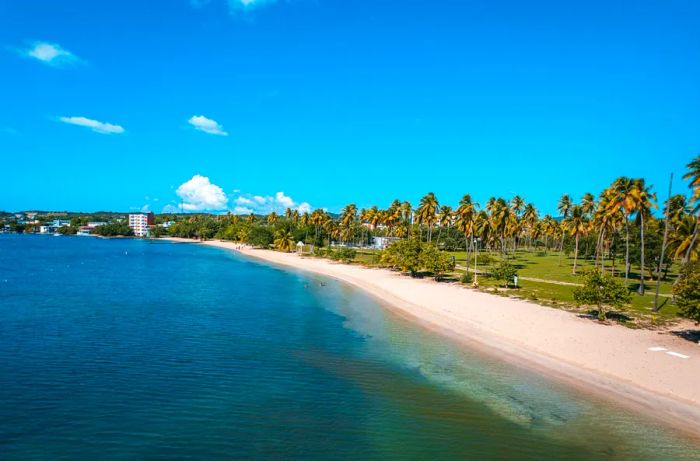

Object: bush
[93,222,133,237]
[460,271,473,284]
[573,270,631,321]
[490,260,518,288]
[421,244,455,281]
[328,247,356,263]
[380,238,423,276]
[673,262,700,322]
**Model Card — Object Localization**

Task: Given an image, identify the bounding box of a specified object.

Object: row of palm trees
[271,156,698,291]
[208,157,700,294]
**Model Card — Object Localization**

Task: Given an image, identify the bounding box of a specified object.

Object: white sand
[171,238,700,435]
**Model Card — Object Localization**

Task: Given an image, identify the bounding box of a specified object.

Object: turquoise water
[0,235,698,460]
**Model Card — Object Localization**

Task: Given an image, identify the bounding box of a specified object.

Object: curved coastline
[168,238,700,438]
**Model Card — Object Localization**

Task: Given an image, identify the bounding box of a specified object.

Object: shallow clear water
[0,234,698,460]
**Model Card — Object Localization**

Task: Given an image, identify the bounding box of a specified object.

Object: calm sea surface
[0,234,698,460]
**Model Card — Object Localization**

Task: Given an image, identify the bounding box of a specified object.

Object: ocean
[0,234,698,460]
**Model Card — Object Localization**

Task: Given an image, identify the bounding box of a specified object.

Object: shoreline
[169,237,700,438]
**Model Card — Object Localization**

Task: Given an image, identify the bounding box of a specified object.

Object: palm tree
[247,212,257,224]
[564,205,587,274]
[682,154,700,263]
[607,177,636,283]
[340,203,357,244]
[557,194,572,265]
[435,205,453,246]
[274,229,295,252]
[416,193,439,242]
[267,211,279,225]
[581,192,596,218]
[522,203,538,249]
[455,194,477,270]
[629,178,657,294]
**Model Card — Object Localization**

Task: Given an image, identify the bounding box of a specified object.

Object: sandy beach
[170,238,700,436]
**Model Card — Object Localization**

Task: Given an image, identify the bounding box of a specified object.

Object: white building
[128,213,154,237]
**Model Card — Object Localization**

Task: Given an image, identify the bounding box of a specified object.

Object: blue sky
[1,0,698,215]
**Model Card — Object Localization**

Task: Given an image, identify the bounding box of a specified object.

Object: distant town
[0,211,171,238]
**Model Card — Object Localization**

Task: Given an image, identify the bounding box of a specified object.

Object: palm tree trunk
[624,217,630,285]
[654,173,672,311]
[638,214,645,295]
[573,234,579,275]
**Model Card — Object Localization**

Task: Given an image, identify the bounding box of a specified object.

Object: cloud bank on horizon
[58,116,125,134]
[173,175,311,214]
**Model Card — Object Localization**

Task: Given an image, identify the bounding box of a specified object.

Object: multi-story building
[128,212,154,237]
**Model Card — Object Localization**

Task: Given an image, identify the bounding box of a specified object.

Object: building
[371,236,400,250]
[128,212,154,237]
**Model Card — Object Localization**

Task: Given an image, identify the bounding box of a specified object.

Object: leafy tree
[672,262,700,322]
[93,222,133,237]
[573,270,631,321]
[421,243,455,280]
[245,225,274,248]
[381,238,423,276]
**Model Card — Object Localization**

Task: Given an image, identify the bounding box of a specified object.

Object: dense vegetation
[4,155,700,325]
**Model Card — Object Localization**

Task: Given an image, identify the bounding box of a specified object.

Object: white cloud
[188,115,228,136]
[235,196,254,206]
[230,190,312,215]
[176,175,229,211]
[233,206,253,215]
[58,116,125,134]
[275,191,295,208]
[229,0,277,10]
[23,41,80,66]
[297,202,312,214]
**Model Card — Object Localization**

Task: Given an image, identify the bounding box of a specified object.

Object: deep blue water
[0,234,698,460]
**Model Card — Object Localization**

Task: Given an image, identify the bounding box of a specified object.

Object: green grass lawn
[446,249,681,324]
[308,245,683,325]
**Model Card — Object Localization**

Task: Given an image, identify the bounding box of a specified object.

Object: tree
[380,238,423,276]
[421,244,455,281]
[682,155,700,263]
[245,226,273,248]
[274,229,295,252]
[416,192,439,242]
[563,204,587,274]
[573,270,631,321]
[557,193,572,265]
[672,262,700,322]
[630,178,657,294]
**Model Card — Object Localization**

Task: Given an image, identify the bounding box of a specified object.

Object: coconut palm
[267,211,279,225]
[416,192,439,242]
[564,205,587,274]
[682,155,700,262]
[629,178,657,294]
[607,177,636,283]
[455,194,477,269]
[557,194,572,265]
[274,229,295,252]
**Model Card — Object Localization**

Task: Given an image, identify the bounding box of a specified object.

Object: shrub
[573,270,631,321]
[460,271,473,284]
[490,260,518,288]
[421,244,455,281]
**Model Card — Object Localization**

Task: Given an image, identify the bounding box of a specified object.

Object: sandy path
[169,238,700,436]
